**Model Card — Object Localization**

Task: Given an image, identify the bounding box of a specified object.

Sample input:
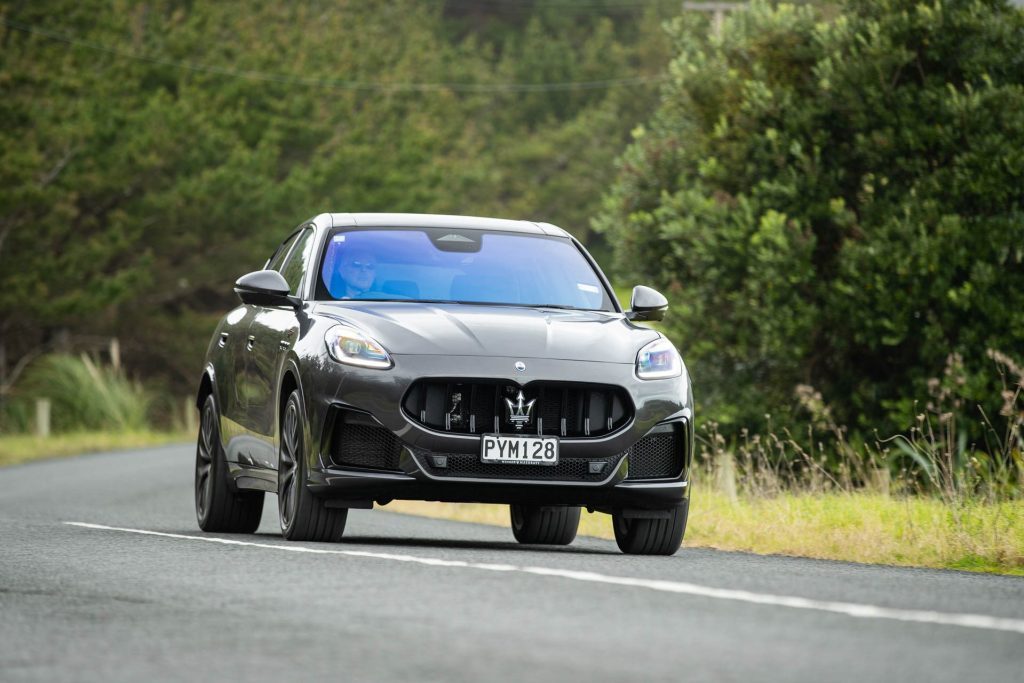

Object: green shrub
[595,0,1024,439]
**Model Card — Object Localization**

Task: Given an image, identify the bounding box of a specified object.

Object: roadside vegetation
[686,348,1022,574]
[0,354,189,465]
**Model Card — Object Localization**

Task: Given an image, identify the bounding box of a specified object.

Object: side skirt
[228,462,278,493]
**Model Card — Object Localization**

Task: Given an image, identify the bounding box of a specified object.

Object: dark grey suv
[194,213,693,554]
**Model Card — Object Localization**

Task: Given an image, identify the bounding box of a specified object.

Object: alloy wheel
[278,401,300,530]
[194,402,215,520]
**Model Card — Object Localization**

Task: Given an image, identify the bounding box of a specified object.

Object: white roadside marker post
[35,398,51,438]
[184,397,197,436]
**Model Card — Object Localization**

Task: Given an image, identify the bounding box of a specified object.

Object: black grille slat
[568,388,584,435]
[404,380,632,438]
[539,390,561,436]
[470,384,495,434]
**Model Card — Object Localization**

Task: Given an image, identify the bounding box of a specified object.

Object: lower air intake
[625,422,687,480]
[415,449,626,482]
[329,410,403,471]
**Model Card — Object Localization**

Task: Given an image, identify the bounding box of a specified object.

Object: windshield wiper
[529,303,584,310]
[463,301,599,312]
[339,298,460,304]
[339,298,600,312]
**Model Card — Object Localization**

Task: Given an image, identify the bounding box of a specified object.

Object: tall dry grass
[698,349,1024,506]
[690,350,1024,571]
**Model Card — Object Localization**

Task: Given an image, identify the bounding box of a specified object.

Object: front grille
[403,380,632,438]
[329,409,402,471]
[626,423,687,480]
[414,449,626,482]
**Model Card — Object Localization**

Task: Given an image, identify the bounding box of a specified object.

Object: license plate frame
[480,433,559,466]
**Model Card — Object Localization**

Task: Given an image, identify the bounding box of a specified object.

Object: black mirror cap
[234,270,298,307]
[627,285,668,322]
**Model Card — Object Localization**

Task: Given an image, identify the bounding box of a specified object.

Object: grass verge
[0,430,191,467]
[384,489,1024,576]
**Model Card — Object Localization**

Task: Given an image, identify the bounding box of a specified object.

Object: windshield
[316,228,615,311]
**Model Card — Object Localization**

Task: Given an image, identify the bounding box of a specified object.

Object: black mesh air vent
[414,448,626,482]
[329,409,402,471]
[403,380,632,438]
[625,423,686,480]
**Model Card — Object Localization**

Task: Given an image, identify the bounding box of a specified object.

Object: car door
[226,230,302,466]
[216,304,259,465]
[245,226,315,468]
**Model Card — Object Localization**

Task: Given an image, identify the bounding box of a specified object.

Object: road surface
[1,444,1021,682]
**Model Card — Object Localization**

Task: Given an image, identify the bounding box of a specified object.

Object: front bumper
[302,352,693,511]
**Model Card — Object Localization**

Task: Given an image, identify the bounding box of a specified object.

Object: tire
[612,500,688,556]
[510,504,580,545]
[278,390,348,542]
[195,394,264,533]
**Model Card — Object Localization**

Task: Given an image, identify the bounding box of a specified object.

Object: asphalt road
[1,445,1022,683]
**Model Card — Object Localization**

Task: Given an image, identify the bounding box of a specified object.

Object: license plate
[480,434,559,466]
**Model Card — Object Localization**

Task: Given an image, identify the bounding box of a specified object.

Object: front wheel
[612,501,688,556]
[278,390,348,542]
[510,504,580,545]
[195,394,264,533]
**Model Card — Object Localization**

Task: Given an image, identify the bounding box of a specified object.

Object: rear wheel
[510,504,580,545]
[278,390,348,542]
[612,501,688,555]
[195,394,264,533]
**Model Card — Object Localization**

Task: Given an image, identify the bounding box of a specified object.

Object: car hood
[313,302,660,363]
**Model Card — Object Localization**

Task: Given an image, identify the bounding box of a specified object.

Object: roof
[318,212,570,238]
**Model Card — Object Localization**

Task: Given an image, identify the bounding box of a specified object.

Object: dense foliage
[0,0,673,393]
[596,0,1024,438]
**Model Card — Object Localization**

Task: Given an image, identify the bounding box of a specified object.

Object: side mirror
[234,270,299,308]
[627,285,668,322]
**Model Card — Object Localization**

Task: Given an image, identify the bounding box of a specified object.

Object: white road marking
[65,521,1024,635]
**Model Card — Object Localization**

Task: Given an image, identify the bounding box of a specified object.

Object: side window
[266,232,301,272]
[279,228,315,296]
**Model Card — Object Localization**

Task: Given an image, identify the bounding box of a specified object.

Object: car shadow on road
[249,531,619,555]
[344,535,618,556]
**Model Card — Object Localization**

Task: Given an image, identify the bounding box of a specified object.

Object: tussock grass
[384,490,1024,575]
[0,353,193,467]
[1,353,152,433]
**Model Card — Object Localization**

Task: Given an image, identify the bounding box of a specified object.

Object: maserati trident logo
[504,390,536,431]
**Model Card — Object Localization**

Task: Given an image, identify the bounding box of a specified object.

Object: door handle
[246,335,256,351]
[218,332,229,348]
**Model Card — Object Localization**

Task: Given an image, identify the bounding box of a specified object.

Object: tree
[595,0,1024,436]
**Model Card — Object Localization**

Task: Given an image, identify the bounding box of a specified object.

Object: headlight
[636,338,681,380]
[325,324,392,369]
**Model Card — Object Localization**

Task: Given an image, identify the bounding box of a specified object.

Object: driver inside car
[335,250,377,299]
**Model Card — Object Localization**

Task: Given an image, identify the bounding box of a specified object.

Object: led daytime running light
[325,324,392,369]
[636,338,681,380]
